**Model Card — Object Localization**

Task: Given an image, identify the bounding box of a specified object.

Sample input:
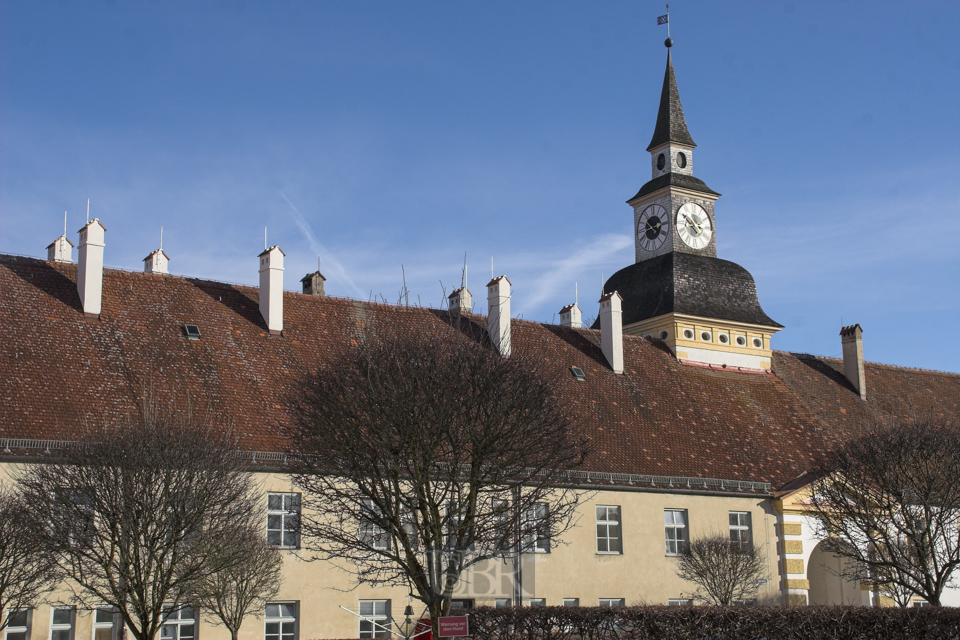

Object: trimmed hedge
[468,605,960,640]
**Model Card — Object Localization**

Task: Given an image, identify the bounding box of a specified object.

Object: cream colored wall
[3,465,782,640]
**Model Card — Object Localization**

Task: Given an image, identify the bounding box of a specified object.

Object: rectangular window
[668,599,693,606]
[449,600,473,611]
[265,603,297,640]
[360,500,391,550]
[4,610,30,640]
[598,599,624,607]
[93,608,123,640]
[664,509,688,555]
[494,599,511,609]
[267,493,300,549]
[50,608,75,640]
[523,503,550,553]
[528,599,545,607]
[595,506,622,554]
[358,600,390,639]
[160,606,196,640]
[729,512,752,549]
[562,599,579,607]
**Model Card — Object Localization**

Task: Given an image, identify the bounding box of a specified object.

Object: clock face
[675,202,713,250]
[637,204,669,251]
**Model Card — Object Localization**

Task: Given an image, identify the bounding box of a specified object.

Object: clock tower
[597,39,783,372]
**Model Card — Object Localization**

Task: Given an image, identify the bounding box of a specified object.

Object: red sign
[438,615,469,637]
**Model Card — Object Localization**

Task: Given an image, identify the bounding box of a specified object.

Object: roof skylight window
[570,366,586,381]
[184,324,201,341]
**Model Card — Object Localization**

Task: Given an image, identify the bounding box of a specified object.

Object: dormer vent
[301,270,326,297]
[143,249,170,274]
[559,303,582,328]
[184,324,201,341]
[448,287,472,314]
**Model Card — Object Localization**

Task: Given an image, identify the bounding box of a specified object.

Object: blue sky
[2,1,958,372]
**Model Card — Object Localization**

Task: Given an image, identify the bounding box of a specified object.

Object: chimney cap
[258,245,286,258]
[46,235,75,250]
[448,286,470,299]
[78,218,108,233]
[840,324,863,337]
[143,248,170,262]
[486,275,511,287]
[300,270,326,283]
[598,291,623,303]
[559,303,580,313]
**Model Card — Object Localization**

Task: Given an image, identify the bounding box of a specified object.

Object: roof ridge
[783,351,960,378]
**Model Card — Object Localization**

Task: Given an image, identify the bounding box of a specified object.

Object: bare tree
[193,520,283,640]
[807,417,960,606]
[0,484,62,632]
[675,534,766,605]
[289,321,588,637]
[16,401,259,640]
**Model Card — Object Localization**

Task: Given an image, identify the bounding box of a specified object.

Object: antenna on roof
[576,282,578,306]
[63,211,67,237]
[491,257,494,279]
[462,251,467,289]
[160,226,163,250]
[264,226,267,250]
[86,198,90,224]
[318,256,321,273]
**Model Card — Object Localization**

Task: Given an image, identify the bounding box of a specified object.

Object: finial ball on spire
[665,37,673,48]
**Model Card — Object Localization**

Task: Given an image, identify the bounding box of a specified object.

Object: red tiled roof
[2,255,957,489]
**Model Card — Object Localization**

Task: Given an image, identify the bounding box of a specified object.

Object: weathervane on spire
[657,4,672,48]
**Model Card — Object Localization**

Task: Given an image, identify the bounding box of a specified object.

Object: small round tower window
[753,338,763,348]
[644,334,653,340]
[659,330,669,340]
[736,336,746,346]
[657,154,666,170]
[683,329,694,339]
[701,331,712,342]
[718,334,729,344]
[676,152,687,168]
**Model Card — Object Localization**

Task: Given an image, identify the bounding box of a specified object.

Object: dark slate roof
[628,172,720,202]
[647,50,696,152]
[593,253,782,329]
[2,254,957,490]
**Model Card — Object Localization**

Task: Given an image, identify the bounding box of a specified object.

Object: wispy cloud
[279,192,365,298]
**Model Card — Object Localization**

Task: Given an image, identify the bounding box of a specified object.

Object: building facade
[2,41,959,640]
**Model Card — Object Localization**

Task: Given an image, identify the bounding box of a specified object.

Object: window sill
[596,551,623,555]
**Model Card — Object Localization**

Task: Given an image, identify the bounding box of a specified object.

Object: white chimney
[599,291,623,374]
[487,275,511,356]
[448,287,472,314]
[143,249,169,274]
[259,245,285,335]
[46,235,74,263]
[301,270,326,297]
[77,219,106,317]
[559,303,582,328]
[840,324,866,400]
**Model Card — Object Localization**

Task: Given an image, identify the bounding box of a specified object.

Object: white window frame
[358,600,390,639]
[4,609,31,640]
[266,493,300,549]
[522,503,550,553]
[160,605,196,640]
[668,599,693,606]
[527,599,545,607]
[598,598,624,607]
[360,500,391,551]
[595,506,622,554]
[562,599,579,607]
[729,511,752,549]
[49,607,75,640]
[664,509,688,555]
[264,603,297,640]
[92,607,122,640]
[493,599,511,608]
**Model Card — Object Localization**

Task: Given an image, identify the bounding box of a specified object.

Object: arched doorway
[806,540,864,605]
